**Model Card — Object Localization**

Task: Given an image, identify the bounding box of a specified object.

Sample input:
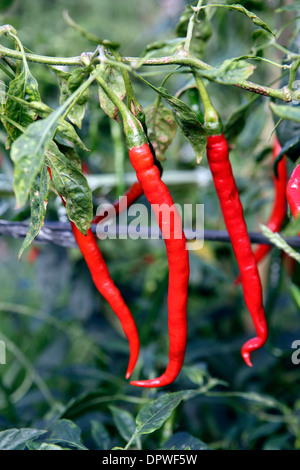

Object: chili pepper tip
[241,350,253,368]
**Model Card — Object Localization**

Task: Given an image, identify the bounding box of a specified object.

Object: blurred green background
[0,0,300,451]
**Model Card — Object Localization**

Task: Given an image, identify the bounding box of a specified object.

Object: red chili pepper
[26,246,40,264]
[92,181,143,225]
[47,166,139,379]
[286,163,300,231]
[235,137,287,284]
[128,143,190,388]
[206,133,268,367]
[96,74,189,387]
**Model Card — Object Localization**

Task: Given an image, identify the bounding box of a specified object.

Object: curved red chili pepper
[286,163,300,229]
[128,143,190,388]
[235,137,287,284]
[92,181,143,225]
[47,166,139,379]
[206,133,268,367]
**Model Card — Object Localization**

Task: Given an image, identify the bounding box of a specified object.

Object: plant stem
[96,68,146,148]
[0,43,296,101]
[110,119,125,197]
[0,44,82,66]
[108,48,145,122]
[288,58,300,91]
[184,0,203,51]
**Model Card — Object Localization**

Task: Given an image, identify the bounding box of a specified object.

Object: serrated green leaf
[45,141,93,234]
[18,164,50,259]
[145,102,177,161]
[98,65,126,122]
[109,405,136,442]
[0,428,47,450]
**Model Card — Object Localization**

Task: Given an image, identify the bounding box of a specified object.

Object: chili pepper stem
[95,68,146,149]
[194,74,223,135]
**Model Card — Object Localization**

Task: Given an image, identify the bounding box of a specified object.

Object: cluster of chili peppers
[44,67,300,388]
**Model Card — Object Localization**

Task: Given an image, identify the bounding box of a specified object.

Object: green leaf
[2,63,40,147]
[142,80,207,163]
[0,428,47,450]
[261,224,300,265]
[200,59,255,84]
[131,391,192,442]
[199,3,275,37]
[10,106,62,207]
[224,95,259,140]
[161,432,211,451]
[145,102,177,161]
[98,65,126,122]
[109,405,136,443]
[18,164,50,259]
[52,66,91,128]
[45,141,93,234]
[270,102,300,124]
[27,442,67,450]
[25,100,89,151]
[91,420,111,450]
[46,419,88,450]
[0,80,6,105]
[141,38,186,60]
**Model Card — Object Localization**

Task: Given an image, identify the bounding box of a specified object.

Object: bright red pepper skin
[71,224,140,379]
[235,138,287,284]
[252,139,287,260]
[92,181,143,225]
[206,133,268,367]
[47,166,139,379]
[286,163,300,229]
[128,143,190,388]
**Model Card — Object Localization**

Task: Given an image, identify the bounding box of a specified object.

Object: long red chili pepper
[96,73,189,387]
[128,143,190,388]
[92,181,143,225]
[206,133,268,367]
[286,163,300,231]
[235,137,287,284]
[47,166,139,379]
[92,148,162,225]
